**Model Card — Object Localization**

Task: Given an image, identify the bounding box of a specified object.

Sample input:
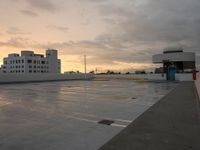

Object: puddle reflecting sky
[0,80,177,150]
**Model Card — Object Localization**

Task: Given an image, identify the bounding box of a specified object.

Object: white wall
[195,73,200,98]
[0,73,195,84]
[175,73,193,81]
[0,73,94,84]
[46,49,60,73]
[153,52,195,63]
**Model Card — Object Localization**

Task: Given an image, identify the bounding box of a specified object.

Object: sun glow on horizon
[0,48,157,73]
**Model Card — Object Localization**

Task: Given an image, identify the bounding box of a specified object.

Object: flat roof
[153,52,195,63]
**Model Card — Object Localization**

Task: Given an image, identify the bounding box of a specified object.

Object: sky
[0,0,199,73]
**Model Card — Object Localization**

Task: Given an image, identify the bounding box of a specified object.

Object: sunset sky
[0,0,199,73]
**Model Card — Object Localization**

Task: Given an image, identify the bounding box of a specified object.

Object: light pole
[84,54,87,79]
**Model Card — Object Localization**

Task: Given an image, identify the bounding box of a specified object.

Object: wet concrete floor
[0,80,177,150]
[99,82,200,150]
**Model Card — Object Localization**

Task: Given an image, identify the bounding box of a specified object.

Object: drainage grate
[98,119,115,126]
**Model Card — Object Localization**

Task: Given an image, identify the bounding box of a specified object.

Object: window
[22,60,24,63]
[29,70,32,73]
[41,61,45,64]
[29,65,32,68]
[27,60,32,63]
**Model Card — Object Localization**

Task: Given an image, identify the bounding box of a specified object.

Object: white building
[153,47,196,73]
[0,49,61,74]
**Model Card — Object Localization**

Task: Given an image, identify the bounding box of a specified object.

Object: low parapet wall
[195,73,200,98]
[0,73,94,84]
[95,74,166,81]
[95,73,194,81]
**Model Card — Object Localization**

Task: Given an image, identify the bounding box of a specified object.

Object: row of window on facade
[3,70,49,73]
[4,60,48,65]
[5,65,49,69]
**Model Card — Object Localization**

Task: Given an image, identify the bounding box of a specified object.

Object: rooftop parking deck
[0,80,176,150]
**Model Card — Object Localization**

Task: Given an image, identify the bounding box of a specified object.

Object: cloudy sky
[0,0,199,72]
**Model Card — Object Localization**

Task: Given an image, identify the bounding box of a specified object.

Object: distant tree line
[89,70,148,74]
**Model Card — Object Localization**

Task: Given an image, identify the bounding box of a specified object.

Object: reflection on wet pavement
[0,80,177,150]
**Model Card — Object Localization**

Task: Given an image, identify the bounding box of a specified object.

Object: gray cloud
[46,25,68,32]
[6,27,30,35]
[81,0,200,67]
[8,0,59,12]
[99,0,200,43]
[25,0,59,12]
[0,37,33,48]
[2,0,200,70]
[20,10,39,17]
[78,0,109,3]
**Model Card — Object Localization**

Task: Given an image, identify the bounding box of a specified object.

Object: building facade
[153,47,196,73]
[0,49,61,74]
